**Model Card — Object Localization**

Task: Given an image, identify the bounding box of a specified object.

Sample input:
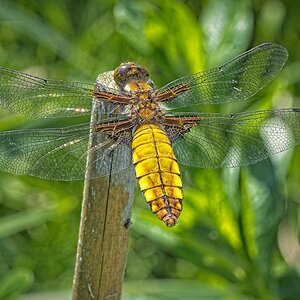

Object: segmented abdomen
[132,124,183,226]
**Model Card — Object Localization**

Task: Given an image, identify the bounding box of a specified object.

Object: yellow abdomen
[132,124,183,226]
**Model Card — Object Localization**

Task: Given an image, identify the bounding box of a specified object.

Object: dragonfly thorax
[113,62,162,124]
[131,90,163,124]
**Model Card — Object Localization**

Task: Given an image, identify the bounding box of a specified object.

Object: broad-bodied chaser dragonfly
[0,43,299,226]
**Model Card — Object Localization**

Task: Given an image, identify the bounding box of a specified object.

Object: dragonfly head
[114,62,149,88]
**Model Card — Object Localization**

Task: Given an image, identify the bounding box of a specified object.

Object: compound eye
[114,64,130,86]
[142,69,149,79]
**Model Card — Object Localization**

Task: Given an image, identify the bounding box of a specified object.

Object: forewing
[0,66,125,118]
[0,121,133,180]
[166,108,300,168]
[159,43,288,110]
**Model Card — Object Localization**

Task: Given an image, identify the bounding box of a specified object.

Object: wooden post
[72,72,135,300]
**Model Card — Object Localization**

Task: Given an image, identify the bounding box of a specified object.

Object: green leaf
[123,279,254,300]
[0,268,33,300]
[201,0,253,67]
[0,206,57,239]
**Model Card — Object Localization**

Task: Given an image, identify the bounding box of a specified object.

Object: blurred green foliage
[0,0,300,299]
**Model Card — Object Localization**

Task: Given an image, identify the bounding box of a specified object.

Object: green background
[0,0,300,299]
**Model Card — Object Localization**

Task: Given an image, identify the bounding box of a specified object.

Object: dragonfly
[0,43,299,226]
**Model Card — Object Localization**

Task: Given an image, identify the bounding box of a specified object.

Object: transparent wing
[159,43,288,110]
[166,108,300,168]
[0,121,133,180]
[0,66,126,118]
